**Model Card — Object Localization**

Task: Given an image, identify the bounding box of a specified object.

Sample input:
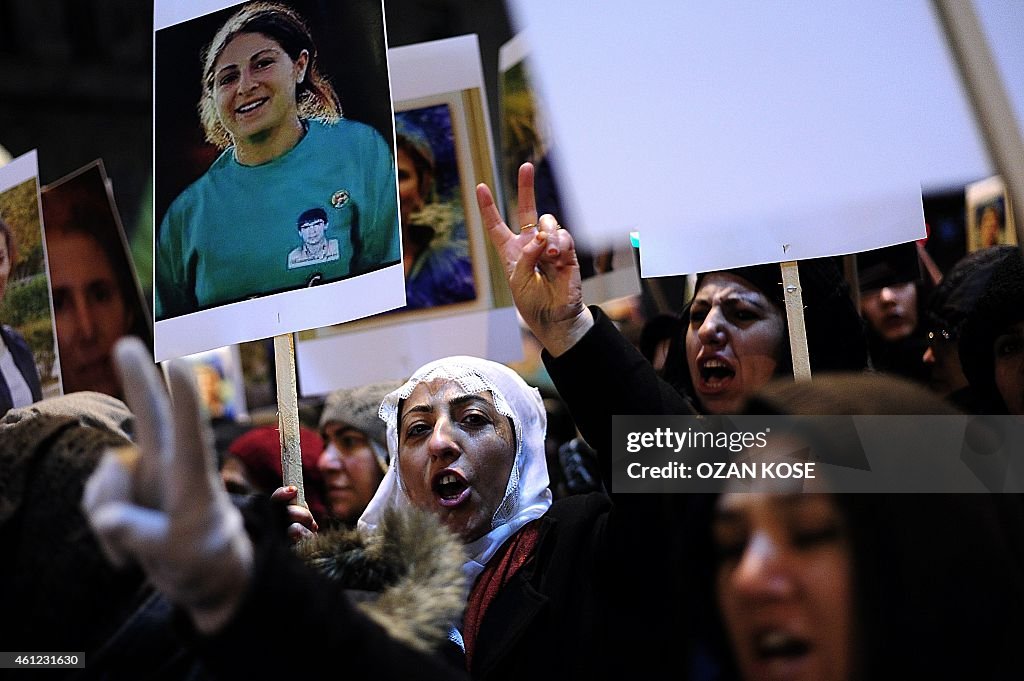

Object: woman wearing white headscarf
[358,355,611,679]
[81,340,473,680]
[83,344,613,680]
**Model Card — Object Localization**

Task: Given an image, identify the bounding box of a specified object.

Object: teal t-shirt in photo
[155,119,399,320]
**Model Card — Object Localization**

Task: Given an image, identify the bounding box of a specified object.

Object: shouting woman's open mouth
[432,468,471,508]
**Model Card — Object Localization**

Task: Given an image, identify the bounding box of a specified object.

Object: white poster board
[507,0,1022,277]
[498,32,641,303]
[295,35,522,395]
[153,0,402,361]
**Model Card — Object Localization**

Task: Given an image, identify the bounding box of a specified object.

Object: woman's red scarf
[461,520,541,671]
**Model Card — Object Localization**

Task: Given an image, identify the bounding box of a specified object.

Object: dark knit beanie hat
[925,246,1017,342]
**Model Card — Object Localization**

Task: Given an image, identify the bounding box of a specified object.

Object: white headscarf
[358,356,553,587]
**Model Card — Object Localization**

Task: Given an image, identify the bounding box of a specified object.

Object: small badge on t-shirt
[288,207,340,270]
[331,189,350,209]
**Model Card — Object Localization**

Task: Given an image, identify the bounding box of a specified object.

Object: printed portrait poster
[498,33,640,305]
[296,35,523,395]
[966,175,1018,253]
[41,161,153,400]
[0,151,62,408]
[154,0,403,362]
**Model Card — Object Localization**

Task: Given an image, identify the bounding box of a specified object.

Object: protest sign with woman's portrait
[154,0,402,361]
[395,107,477,310]
[41,161,152,399]
[0,152,61,410]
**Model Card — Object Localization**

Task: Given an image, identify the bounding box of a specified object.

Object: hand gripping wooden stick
[274,333,306,508]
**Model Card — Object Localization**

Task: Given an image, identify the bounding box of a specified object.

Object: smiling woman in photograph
[155,1,399,319]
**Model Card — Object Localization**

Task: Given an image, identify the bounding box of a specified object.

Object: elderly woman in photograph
[155,1,399,319]
[0,216,42,412]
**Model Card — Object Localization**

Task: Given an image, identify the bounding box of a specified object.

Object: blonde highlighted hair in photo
[197,1,342,149]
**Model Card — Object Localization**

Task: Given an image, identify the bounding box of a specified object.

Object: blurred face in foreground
[714,493,853,681]
[398,379,514,542]
[686,273,785,414]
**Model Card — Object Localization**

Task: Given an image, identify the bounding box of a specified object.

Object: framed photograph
[391,99,488,312]
[180,344,248,422]
[41,160,153,399]
[238,337,277,413]
[153,0,403,362]
[966,175,1017,253]
[296,35,523,395]
[0,151,61,406]
[498,33,640,304]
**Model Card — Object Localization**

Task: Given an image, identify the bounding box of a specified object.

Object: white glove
[82,337,254,634]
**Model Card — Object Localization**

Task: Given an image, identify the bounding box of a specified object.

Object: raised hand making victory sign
[475,162,594,357]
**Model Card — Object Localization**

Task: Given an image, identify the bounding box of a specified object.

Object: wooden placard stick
[780,261,812,382]
[932,0,1024,250]
[274,333,306,507]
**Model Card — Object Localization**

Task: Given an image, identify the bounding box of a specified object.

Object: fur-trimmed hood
[295,507,467,654]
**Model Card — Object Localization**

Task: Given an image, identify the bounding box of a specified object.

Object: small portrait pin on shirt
[331,189,350,209]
